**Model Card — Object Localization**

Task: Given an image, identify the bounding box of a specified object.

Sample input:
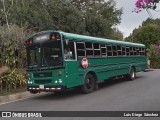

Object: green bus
[25,30,147,94]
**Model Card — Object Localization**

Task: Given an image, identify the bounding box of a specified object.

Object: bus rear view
[25,31,66,94]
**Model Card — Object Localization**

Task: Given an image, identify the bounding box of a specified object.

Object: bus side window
[140,48,145,56]
[76,42,86,59]
[101,44,106,57]
[86,42,93,57]
[93,43,101,57]
[64,42,76,60]
[133,47,137,55]
[107,45,112,57]
[126,47,130,56]
[136,48,140,56]
[117,45,122,56]
[112,45,117,56]
[122,46,126,56]
[130,47,134,56]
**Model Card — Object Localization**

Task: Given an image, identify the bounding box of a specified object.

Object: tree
[0,0,13,30]
[125,18,160,69]
[0,0,85,33]
[70,0,122,38]
[148,44,160,68]
[110,28,123,40]
[0,0,122,38]
[125,18,160,48]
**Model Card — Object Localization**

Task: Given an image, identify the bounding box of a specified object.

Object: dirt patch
[0,66,9,75]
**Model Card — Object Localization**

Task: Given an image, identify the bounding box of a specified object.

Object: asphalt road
[0,69,160,120]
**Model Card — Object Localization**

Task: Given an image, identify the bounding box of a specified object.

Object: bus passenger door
[64,42,81,88]
[65,61,81,88]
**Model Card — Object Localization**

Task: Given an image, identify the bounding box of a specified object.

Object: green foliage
[125,18,160,48]
[0,68,26,91]
[0,0,123,94]
[70,0,122,38]
[0,0,122,38]
[125,18,160,69]
[0,25,28,68]
[148,45,160,68]
[1,0,86,33]
[110,28,123,40]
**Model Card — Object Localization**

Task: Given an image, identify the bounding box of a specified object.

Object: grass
[0,87,27,96]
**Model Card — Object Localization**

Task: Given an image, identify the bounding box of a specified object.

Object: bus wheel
[81,74,96,94]
[127,67,136,81]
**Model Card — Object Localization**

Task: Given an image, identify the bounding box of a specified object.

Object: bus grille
[33,72,52,78]
[34,80,52,84]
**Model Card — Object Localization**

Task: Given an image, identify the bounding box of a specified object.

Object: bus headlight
[28,81,33,84]
[55,79,62,84]
[58,79,62,83]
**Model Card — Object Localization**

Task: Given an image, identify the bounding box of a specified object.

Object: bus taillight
[51,34,60,40]
[24,73,29,79]
[29,41,32,44]
[51,35,56,40]
[57,71,62,76]
[56,34,60,39]
[25,41,32,45]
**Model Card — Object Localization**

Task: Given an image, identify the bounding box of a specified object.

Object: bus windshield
[27,40,62,69]
[42,41,62,67]
[27,44,40,68]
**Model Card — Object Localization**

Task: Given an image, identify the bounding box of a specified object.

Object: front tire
[81,74,96,94]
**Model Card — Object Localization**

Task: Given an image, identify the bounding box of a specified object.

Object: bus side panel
[63,56,147,88]
[64,61,84,88]
[87,56,147,81]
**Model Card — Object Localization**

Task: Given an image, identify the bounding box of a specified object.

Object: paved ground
[0,69,160,120]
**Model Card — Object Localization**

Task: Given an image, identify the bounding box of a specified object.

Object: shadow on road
[144,69,154,72]
[33,88,83,100]
[32,75,145,100]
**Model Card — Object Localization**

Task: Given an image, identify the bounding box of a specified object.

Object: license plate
[39,85,44,89]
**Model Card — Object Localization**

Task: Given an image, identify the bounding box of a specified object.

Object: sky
[115,0,160,38]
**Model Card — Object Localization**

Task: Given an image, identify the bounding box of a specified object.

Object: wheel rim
[86,78,93,89]
[131,69,135,79]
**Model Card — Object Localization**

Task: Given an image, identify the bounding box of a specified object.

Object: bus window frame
[93,43,101,57]
[76,42,86,59]
[86,42,94,58]
[107,45,113,57]
[64,41,77,61]
[101,44,107,57]
[122,46,126,56]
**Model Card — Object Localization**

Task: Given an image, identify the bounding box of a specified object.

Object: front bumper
[27,86,66,92]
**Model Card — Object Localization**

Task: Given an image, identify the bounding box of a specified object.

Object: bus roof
[27,30,146,48]
[61,32,145,48]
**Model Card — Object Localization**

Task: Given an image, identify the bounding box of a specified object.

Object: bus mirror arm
[65,39,69,46]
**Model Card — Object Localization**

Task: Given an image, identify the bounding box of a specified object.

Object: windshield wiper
[42,55,49,67]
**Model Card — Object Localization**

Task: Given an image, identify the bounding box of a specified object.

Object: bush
[0,68,26,92]
[0,25,31,68]
[148,44,160,69]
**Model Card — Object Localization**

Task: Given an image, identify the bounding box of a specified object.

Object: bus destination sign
[33,34,50,43]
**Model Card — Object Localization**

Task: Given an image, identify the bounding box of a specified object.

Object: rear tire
[126,67,136,81]
[81,74,96,94]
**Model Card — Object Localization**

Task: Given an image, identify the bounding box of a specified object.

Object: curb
[0,91,45,105]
